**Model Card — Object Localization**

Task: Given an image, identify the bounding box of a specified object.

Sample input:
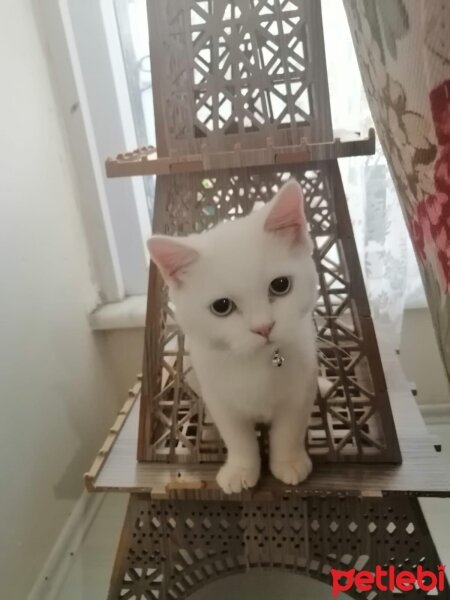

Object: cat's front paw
[216,461,260,494]
[270,452,312,486]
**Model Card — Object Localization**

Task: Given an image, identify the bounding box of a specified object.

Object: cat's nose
[251,322,274,339]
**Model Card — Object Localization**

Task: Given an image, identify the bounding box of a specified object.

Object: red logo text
[331,565,446,596]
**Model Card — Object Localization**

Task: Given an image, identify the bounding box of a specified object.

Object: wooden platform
[85,341,450,500]
[106,130,375,177]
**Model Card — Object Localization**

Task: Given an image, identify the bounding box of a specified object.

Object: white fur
[150,182,318,493]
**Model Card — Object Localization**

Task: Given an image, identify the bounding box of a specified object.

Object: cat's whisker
[313,314,352,320]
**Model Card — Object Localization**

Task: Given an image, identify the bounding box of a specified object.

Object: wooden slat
[105,130,375,178]
[84,378,141,491]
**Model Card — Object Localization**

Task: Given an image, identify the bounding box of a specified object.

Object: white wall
[0,1,121,597]
[400,308,450,407]
[102,328,145,395]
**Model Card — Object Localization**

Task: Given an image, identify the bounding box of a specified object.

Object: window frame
[37,0,150,304]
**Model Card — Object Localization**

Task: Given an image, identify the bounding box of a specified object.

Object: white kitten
[149,180,318,494]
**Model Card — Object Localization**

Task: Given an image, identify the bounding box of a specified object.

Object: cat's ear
[147,236,199,285]
[264,179,306,243]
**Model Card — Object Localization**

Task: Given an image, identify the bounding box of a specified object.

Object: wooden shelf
[85,341,450,500]
[105,129,375,178]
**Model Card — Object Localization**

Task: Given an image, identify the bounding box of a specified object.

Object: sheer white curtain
[322,0,424,338]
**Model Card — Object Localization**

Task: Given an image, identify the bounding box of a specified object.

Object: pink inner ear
[264,180,305,241]
[147,236,199,284]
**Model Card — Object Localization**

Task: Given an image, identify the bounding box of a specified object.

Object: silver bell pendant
[272,348,285,367]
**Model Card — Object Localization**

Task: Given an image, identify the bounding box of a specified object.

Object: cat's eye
[269,276,292,296]
[210,298,236,317]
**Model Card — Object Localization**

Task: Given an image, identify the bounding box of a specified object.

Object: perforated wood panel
[139,161,401,464]
[147,0,333,156]
[108,494,448,599]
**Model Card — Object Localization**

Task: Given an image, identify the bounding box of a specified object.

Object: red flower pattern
[430,80,450,146]
[410,80,450,294]
[434,146,450,194]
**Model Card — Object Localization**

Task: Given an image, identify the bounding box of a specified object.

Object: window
[39,0,425,324]
[114,0,155,153]
[39,0,153,303]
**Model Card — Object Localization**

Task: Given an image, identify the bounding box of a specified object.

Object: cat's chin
[191,336,269,357]
[227,340,277,360]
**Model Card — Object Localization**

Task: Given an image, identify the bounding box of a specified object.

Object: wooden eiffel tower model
[86,2,450,598]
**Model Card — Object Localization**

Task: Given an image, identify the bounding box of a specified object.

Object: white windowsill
[404,296,428,310]
[89,295,147,330]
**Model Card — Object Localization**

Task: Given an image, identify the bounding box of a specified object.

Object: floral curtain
[344,0,450,385]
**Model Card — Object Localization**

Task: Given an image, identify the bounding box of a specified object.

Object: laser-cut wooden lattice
[139,161,401,464]
[108,494,448,599]
[147,0,333,156]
